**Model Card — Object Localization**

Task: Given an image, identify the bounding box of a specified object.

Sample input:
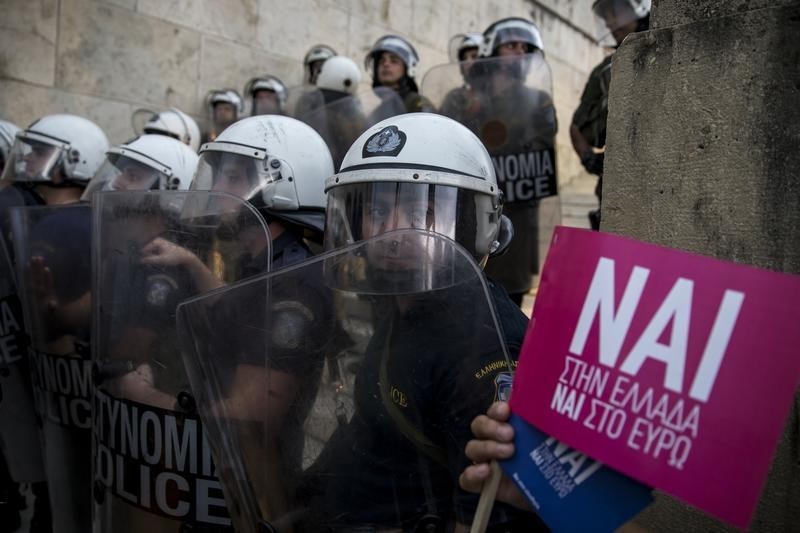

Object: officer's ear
[489,214,513,257]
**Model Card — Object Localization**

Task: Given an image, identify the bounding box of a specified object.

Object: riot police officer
[191,113,333,268]
[439,32,485,123]
[297,55,367,169]
[301,112,537,531]
[366,35,434,115]
[572,0,651,229]
[303,44,337,85]
[475,17,557,306]
[244,75,288,116]
[203,88,244,143]
[11,134,198,533]
[0,114,107,533]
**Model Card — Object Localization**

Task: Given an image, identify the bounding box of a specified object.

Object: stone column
[603,1,800,530]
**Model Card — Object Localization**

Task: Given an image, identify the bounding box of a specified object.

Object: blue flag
[499,413,653,532]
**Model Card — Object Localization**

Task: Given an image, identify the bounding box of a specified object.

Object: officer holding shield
[10,134,197,533]
[303,113,540,531]
[475,18,557,306]
[0,113,108,533]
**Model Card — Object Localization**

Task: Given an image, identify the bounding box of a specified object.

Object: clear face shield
[190,147,299,222]
[593,0,649,47]
[324,182,496,269]
[0,133,67,184]
[81,153,173,201]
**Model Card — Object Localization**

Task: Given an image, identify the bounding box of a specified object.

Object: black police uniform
[300,279,547,532]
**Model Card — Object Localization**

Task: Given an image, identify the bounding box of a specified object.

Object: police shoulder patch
[362,125,407,158]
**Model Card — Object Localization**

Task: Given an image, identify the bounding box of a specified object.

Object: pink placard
[510,227,800,528]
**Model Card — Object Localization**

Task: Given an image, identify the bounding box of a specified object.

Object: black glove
[581,150,604,176]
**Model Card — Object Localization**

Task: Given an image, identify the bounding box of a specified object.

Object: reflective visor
[1,133,67,184]
[81,154,170,201]
[325,182,488,262]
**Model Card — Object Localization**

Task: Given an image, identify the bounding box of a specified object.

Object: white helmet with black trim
[191,115,333,233]
[324,113,512,267]
[138,107,201,152]
[448,32,484,63]
[316,56,362,95]
[0,120,21,170]
[245,75,288,115]
[480,17,544,57]
[81,134,199,200]
[365,35,420,79]
[206,88,244,115]
[0,114,109,186]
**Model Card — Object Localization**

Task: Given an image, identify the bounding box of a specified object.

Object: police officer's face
[377,52,406,87]
[496,41,528,57]
[111,161,158,191]
[361,186,431,239]
[22,140,58,179]
[309,60,325,84]
[253,90,280,115]
[212,159,253,199]
[213,102,237,127]
[461,47,479,73]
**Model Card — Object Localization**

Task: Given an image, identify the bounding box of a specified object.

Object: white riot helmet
[0,120,21,170]
[592,0,651,46]
[448,32,484,63]
[138,108,201,152]
[81,134,199,200]
[316,56,362,95]
[480,18,545,57]
[244,76,288,115]
[0,114,109,186]
[304,44,338,84]
[207,88,245,114]
[365,35,420,79]
[324,113,512,267]
[191,115,333,233]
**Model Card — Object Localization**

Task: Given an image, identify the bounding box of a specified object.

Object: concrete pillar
[603,1,800,530]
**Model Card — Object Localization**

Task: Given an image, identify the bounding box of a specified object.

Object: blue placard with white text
[499,413,653,532]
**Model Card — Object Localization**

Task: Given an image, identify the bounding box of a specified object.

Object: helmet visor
[192,149,299,209]
[1,134,66,184]
[324,182,494,264]
[81,154,170,201]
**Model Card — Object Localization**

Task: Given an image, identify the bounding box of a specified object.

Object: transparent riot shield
[0,185,46,487]
[11,203,93,532]
[177,230,516,533]
[422,52,562,296]
[293,87,406,170]
[91,191,271,532]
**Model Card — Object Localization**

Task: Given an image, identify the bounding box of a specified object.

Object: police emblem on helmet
[362,125,407,158]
